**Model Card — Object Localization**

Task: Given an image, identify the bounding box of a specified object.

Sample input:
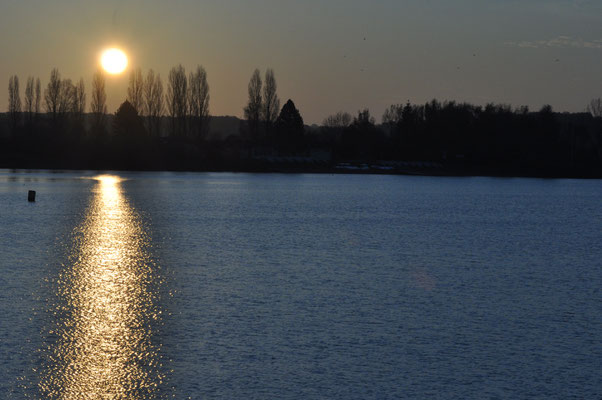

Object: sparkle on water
[38,175,164,399]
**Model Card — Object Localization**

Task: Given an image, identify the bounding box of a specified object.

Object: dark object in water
[28,190,36,202]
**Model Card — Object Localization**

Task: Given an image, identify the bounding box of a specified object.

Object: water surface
[1,171,600,399]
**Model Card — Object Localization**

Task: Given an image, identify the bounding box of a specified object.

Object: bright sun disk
[101,48,128,75]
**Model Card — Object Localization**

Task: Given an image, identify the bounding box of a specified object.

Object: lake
[0,170,600,399]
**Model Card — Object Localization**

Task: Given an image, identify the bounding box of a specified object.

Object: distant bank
[2,102,601,179]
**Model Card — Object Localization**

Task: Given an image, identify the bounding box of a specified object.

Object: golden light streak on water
[39,175,164,399]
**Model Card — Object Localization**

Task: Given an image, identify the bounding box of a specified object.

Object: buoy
[28,190,36,202]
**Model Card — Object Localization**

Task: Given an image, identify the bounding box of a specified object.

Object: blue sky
[1,0,601,123]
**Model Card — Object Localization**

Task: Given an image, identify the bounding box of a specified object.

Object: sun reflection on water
[39,175,165,399]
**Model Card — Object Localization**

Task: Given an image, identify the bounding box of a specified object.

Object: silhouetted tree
[244,69,262,142]
[90,70,107,134]
[275,99,304,154]
[3,64,601,176]
[113,100,149,169]
[587,98,602,118]
[354,109,375,126]
[167,64,188,137]
[24,77,35,123]
[72,78,86,126]
[381,103,404,154]
[535,104,560,167]
[188,65,210,142]
[58,79,75,123]
[8,75,21,133]
[34,78,41,116]
[127,68,144,114]
[144,69,164,136]
[113,100,146,137]
[319,111,351,154]
[44,68,61,124]
[382,103,403,131]
[262,68,279,138]
[323,111,352,128]
[540,104,553,114]
[335,109,387,160]
[75,79,86,114]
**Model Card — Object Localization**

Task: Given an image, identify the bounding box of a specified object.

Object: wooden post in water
[28,190,36,202]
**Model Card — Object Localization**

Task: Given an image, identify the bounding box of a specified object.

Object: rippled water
[38,175,164,398]
[1,171,601,399]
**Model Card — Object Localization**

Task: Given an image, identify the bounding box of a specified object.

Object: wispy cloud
[505,36,602,49]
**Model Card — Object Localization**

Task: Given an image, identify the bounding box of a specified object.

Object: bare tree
[381,104,404,135]
[90,70,107,133]
[166,64,188,137]
[323,111,352,128]
[587,98,602,118]
[75,78,86,114]
[382,104,403,125]
[244,69,262,140]
[8,75,21,132]
[24,77,35,124]
[262,68,279,137]
[44,68,61,123]
[353,109,376,126]
[143,69,164,136]
[127,67,144,114]
[58,79,75,120]
[34,78,41,114]
[188,65,210,141]
[72,78,86,125]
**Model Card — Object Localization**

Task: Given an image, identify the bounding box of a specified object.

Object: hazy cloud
[505,36,602,49]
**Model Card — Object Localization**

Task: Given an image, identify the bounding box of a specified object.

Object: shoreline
[2,163,601,180]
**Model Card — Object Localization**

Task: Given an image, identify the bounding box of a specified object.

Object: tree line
[317,100,602,176]
[2,65,214,169]
[5,65,209,139]
[3,67,602,176]
[242,68,304,155]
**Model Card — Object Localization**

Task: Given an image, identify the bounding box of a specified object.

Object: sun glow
[100,48,128,75]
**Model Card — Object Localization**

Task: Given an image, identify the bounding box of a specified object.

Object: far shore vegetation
[3,67,602,177]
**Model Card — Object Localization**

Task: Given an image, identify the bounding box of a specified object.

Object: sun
[101,48,128,75]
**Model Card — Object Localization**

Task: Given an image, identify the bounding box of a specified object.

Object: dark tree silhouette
[34,77,41,115]
[113,100,146,137]
[8,75,21,133]
[127,68,144,114]
[167,64,188,137]
[381,104,403,130]
[244,69,262,141]
[275,99,304,154]
[262,68,279,139]
[90,70,107,134]
[74,78,86,116]
[2,64,601,177]
[24,77,35,124]
[588,98,602,118]
[353,109,376,126]
[323,111,352,128]
[112,100,151,169]
[44,68,61,124]
[320,111,352,152]
[188,65,210,142]
[337,109,385,160]
[57,79,74,123]
[69,78,86,130]
[143,69,164,137]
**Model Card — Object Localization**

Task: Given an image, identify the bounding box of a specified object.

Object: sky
[1,0,602,124]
